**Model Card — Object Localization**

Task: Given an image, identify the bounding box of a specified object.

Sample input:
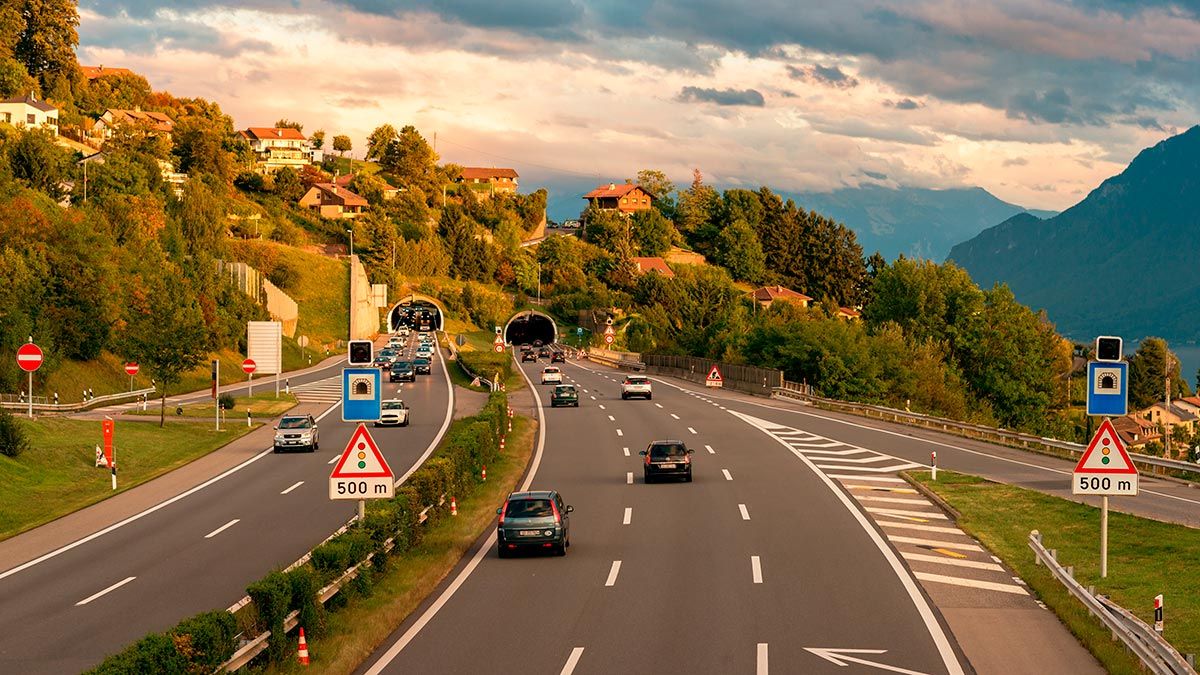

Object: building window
[2,112,9,123]
[27,113,36,125]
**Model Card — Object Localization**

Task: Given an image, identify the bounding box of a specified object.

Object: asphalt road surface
[0,333,454,674]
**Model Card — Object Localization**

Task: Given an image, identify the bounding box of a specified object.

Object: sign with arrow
[805,648,932,674]
[706,364,724,388]
[329,424,394,500]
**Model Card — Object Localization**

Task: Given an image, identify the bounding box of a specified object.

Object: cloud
[885,98,923,110]
[677,86,765,107]
[787,63,860,88]
[1003,157,1029,166]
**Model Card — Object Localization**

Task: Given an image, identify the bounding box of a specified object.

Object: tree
[0,56,35,98]
[864,258,983,349]
[309,129,325,150]
[379,125,439,197]
[631,208,676,257]
[332,134,352,156]
[712,218,766,283]
[636,168,676,218]
[173,114,238,181]
[274,118,303,132]
[7,127,69,198]
[1129,338,1188,410]
[676,169,719,239]
[582,206,629,254]
[365,124,397,162]
[13,0,78,89]
[272,166,303,202]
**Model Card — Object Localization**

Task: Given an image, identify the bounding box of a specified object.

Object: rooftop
[80,65,137,80]
[584,182,645,199]
[460,166,519,180]
[0,93,56,113]
[241,127,307,141]
[631,257,675,277]
[749,285,812,302]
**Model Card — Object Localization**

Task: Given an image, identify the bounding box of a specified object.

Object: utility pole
[1165,350,1172,458]
[536,260,541,306]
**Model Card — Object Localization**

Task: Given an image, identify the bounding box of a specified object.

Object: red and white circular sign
[493,343,504,353]
[242,358,257,374]
[604,334,615,345]
[124,362,140,376]
[16,343,43,372]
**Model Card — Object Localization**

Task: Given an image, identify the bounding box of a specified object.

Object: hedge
[86,611,236,674]
[458,350,514,385]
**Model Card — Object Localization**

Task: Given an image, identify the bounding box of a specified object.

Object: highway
[360,356,975,675]
[0,334,454,674]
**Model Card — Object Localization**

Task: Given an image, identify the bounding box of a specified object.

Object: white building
[0,94,59,136]
[238,127,321,172]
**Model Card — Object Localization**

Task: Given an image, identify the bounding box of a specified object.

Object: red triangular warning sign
[1074,419,1136,474]
[331,424,394,479]
[707,365,723,382]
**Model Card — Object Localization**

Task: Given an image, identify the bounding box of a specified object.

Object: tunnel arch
[503,310,558,346]
[388,294,446,333]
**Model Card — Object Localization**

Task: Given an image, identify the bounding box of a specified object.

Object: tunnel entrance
[504,310,558,346]
[388,296,445,332]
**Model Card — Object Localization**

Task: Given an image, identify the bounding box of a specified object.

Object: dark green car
[550,384,579,407]
[496,490,573,557]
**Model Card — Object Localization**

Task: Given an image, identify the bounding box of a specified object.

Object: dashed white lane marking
[687,427,698,435]
[608,415,616,421]
[722,469,733,481]
[626,472,633,485]
[719,407,727,410]
[623,507,632,525]
[280,481,304,495]
[902,552,1005,571]
[914,571,1029,595]
[888,535,982,552]
[76,576,137,606]
[670,413,680,420]
[605,561,622,586]
[560,647,585,675]
[616,429,624,436]
[877,520,963,534]
[757,643,768,675]
[705,444,715,454]
[655,403,663,409]
[865,507,948,520]
[590,396,596,400]
[204,519,240,539]
[327,455,339,465]
[751,556,763,584]
[599,404,606,410]
[856,495,931,506]
[623,447,630,457]
[739,504,750,520]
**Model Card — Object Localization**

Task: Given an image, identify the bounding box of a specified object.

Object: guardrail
[0,387,157,414]
[1028,530,1195,674]
[773,385,1200,482]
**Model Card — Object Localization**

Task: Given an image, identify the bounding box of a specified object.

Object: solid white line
[810,462,922,472]
[902,552,1005,571]
[560,647,585,675]
[865,507,948,520]
[705,444,715,454]
[856,495,932,505]
[915,571,1029,595]
[280,481,304,495]
[888,535,982,552]
[670,413,680,420]
[626,472,633,484]
[687,427,697,435]
[608,415,615,421]
[829,474,905,483]
[616,429,623,436]
[751,555,763,584]
[655,403,663,409]
[623,447,630,456]
[757,643,769,675]
[363,348,545,675]
[722,469,733,481]
[623,507,632,525]
[605,560,622,586]
[877,520,963,534]
[739,504,750,520]
[76,576,136,606]
[204,518,240,539]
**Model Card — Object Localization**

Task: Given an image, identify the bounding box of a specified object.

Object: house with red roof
[239,127,320,172]
[584,182,654,214]
[93,107,174,143]
[748,285,812,309]
[837,307,862,320]
[456,167,519,194]
[298,183,368,219]
[80,65,137,80]
[1112,415,1159,448]
[631,257,675,278]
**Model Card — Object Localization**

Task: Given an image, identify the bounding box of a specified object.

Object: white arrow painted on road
[804,648,933,674]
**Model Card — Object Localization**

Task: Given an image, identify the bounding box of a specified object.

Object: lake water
[1172,345,1200,391]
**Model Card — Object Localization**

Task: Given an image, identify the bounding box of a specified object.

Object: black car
[641,440,693,483]
[551,351,565,363]
[496,490,572,557]
[550,384,579,407]
[538,347,551,358]
[521,351,537,362]
[414,357,431,374]
[389,361,416,382]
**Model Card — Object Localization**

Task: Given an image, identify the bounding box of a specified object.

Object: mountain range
[948,125,1200,343]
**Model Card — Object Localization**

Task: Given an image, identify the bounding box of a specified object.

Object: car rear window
[415,357,430,363]
[544,367,559,373]
[628,377,648,384]
[555,386,575,393]
[650,443,686,458]
[383,401,405,410]
[278,417,311,429]
[504,499,554,518]
[392,361,411,369]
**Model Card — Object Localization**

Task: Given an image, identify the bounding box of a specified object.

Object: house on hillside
[837,307,862,320]
[92,108,175,143]
[298,183,367,219]
[584,182,654,215]
[749,285,812,309]
[0,94,58,135]
[631,257,675,278]
[334,173,403,201]
[239,127,321,172]
[456,167,519,194]
[1172,396,1200,417]
[1140,402,1198,434]
[1112,415,1159,448]
[80,65,137,80]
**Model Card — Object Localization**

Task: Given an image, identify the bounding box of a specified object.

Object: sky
[77,0,1200,212]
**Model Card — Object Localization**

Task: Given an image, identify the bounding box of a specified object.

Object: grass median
[0,417,258,541]
[127,392,297,420]
[251,414,536,675]
[910,471,1200,673]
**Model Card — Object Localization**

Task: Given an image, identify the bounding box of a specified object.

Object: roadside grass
[251,415,536,675]
[911,471,1200,672]
[127,392,297,419]
[445,358,490,393]
[0,418,258,541]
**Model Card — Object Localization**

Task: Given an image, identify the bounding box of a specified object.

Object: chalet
[837,307,862,320]
[1112,415,1159,448]
[631,257,675,278]
[0,94,58,135]
[456,167,519,194]
[749,285,812,309]
[239,127,321,172]
[298,183,367,219]
[584,182,654,214]
[80,65,137,80]
[93,108,175,142]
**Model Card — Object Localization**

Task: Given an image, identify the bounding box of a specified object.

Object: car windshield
[504,498,554,518]
[278,417,311,429]
[383,401,405,410]
[650,443,686,458]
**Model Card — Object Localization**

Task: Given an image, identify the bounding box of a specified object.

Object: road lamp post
[346,228,354,257]
[536,260,542,306]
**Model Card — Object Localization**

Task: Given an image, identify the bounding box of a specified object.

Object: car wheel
[574,402,579,407]
[498,546,510,559]
[643,472,652,484]
[647,394,652,400]
[685,472,693,483]
[273,446,280,454]
[621,393,628,400]
[554,542,567,557]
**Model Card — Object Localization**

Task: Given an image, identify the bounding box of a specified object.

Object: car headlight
[274,434,285,442]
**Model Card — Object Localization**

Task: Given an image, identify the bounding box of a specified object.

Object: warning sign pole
[1101,494,1109,578]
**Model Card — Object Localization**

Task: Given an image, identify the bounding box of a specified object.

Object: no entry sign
[124,362,139,376]
[242,359,257,374]
[16,343,43,372]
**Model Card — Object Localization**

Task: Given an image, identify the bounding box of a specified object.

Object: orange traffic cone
[499,436,506,452]
[450,496,458,516]
[297,627,310,666]
[481,465,487,482]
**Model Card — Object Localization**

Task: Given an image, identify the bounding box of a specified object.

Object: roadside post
[329,424,394,522]
[931,451,937,481]
[1155,594,1164,634]
[102,417,116,490]
[16,340,43,418]
[212,359,220,431]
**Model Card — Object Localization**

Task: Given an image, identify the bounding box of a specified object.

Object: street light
[346,228,354,257]
[536,260,542,306]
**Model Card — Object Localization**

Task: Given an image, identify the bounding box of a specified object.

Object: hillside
[948,125,1200,342]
